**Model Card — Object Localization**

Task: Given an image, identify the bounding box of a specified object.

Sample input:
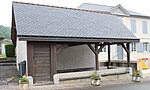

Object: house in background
[11,2,139,83]
[79,3,150,68]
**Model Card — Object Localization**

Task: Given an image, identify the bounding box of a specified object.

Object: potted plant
[19,75,30,90]
[132,71,142,82]
[91,72,101,86]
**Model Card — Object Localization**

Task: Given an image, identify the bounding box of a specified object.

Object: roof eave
[18,36,140,43]
[130,15,150,19]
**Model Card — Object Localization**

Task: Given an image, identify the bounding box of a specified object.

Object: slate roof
[79,3,146,17]
[12,2,139,42]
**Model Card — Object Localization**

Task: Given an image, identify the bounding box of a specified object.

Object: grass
[0,54,6,59]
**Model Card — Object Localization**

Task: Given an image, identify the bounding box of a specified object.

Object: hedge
[5,44,15,57]
[0,37,4,40]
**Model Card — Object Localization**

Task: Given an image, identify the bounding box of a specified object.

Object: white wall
[57,45,95,70]
[1,44,6,56]
[16,37,27,70]
[122,17,150,61]
[123,17,150,39]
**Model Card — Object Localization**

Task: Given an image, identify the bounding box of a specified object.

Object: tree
[0,25,11,39]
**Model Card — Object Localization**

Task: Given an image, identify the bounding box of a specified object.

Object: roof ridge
[82,3,114,8]
[13,1,111,15]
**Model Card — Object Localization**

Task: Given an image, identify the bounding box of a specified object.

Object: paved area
[65,81,150,90]
[0,78,150,90]
[0,66,19,85]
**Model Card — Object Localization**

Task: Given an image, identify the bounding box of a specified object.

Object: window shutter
[117,45,123,59]
[142,21,148,34]
[105,46,108,53]
[136,43,143,52]
[130,43,132,52]
[148,42,150,52]
[131,19,136,33]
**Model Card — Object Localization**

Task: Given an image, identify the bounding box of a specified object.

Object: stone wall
[60,73,131,84]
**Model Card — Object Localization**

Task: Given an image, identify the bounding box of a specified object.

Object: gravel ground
[0,79,136,90]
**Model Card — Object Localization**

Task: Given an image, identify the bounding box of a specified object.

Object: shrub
[5,44,15,57]
[91,72,101,80]
[20,76,29,84]
[0,37,4,40]
[133,71,141,77]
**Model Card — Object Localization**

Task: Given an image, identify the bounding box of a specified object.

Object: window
[143,42,148,51]
[101,46,106,52]
[142,21,148,34]
[131,43,136,52]
[131,19,136,33]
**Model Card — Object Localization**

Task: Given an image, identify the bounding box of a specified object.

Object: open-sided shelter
[11,2,139,83]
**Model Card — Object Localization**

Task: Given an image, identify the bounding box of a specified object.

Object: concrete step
[0,60,16,63]
[0,58,16,66]
[0,63,16,66]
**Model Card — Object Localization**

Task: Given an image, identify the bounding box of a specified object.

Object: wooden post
[50,43,57,81]
[87,43,100,70]
[107,43,111,68]
[95,43,99,70]
[27,42,35,83]
[126,43,130,67]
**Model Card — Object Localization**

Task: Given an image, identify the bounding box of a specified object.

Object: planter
[91,78,100,86]
[132,76,141,82]
[19,80,30,90]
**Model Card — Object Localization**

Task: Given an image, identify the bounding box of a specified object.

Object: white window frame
[101,46,107,52]
[131,43,136,52]
[143,42,148,52]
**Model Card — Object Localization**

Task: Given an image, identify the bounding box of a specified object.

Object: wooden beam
[19,37,140,43]
[107,43,111,68]
[98,44,106,53]
[87,44,96,54]
[68,43,84,47]
[108,42,123,45]
[121,43,129,53]
[97,42,107,53]
[95,43,99,70]
[87,43,100,70]
[56,44,68,53]
[98,42,107,46]
[50,43,57,81]
[126,43,130,67]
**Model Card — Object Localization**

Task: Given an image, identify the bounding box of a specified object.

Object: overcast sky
[0,0,150,27]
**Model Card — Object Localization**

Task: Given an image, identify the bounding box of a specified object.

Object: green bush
[133,71,141,77]
[0,37,4,40]
[20,76,29,84]
[91,72,101,80]
[5,44,15,57]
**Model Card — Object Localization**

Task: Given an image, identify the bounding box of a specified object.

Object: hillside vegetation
[0,25,11,39]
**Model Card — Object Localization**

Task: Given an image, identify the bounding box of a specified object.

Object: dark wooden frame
[27,42,57,83]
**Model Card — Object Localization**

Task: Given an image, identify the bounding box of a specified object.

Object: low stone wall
[102,73,131,81]
[54,67,131,84]
[60,73,131,84]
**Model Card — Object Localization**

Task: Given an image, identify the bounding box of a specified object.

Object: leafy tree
[0,25,11,39]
